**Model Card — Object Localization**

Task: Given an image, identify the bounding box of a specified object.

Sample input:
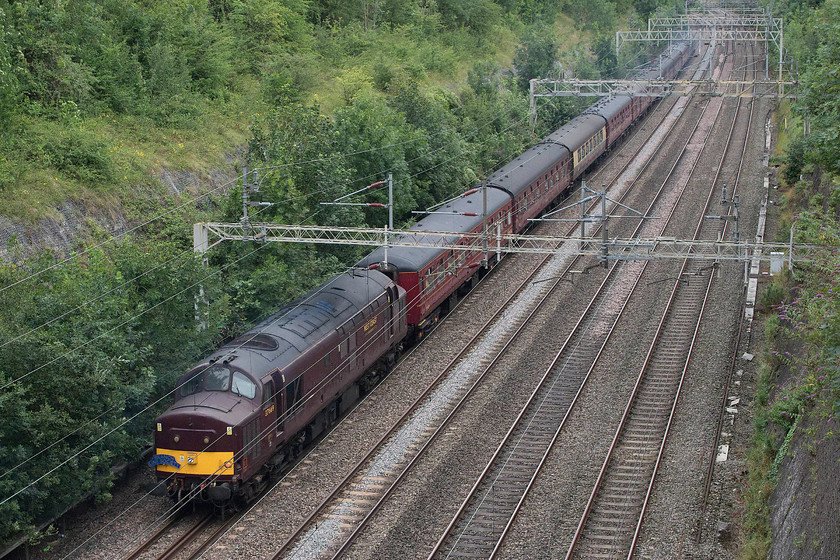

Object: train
[150,41,695,508]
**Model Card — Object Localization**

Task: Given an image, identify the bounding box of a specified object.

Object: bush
[761,273,788,309]
[514,23,559,91]
[782,136,809,186]
[40,127,115,184]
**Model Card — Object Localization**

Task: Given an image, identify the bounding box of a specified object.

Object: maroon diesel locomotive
[150,269,406,505]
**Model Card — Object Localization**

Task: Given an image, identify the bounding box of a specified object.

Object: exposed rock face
[0,163,239,261]
[769,415,840,560]
[0,199,128,260]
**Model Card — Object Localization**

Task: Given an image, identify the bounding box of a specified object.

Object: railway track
[265,79,699,560]
[564,41,759,560]
[425,42,739,560]
[118,42,736,560]
[122,511,212,560]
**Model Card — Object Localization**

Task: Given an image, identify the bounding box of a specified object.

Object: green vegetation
[738,2,840,556]
[0,0,686,548]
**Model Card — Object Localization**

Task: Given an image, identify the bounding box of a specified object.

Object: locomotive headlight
[173,435,180,443]
[203,436,210,444]
[187,456,195,464]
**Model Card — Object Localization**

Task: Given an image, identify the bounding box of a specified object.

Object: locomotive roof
[207,269,393,378]
[358,186,510,272]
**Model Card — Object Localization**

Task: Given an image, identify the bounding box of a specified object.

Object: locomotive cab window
[177,365,257,399]
[231,371,256,399]
[205,366,230,392]
[262,379,275,407]
[179,364,231,397]
[180,371,203,397]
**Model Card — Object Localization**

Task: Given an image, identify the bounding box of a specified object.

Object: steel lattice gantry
[529,78,796,99]
[615,11,785,81]
[527,11,791,122]
[193,222,817,266]
[647,15,782,32]
[615,28,782,51]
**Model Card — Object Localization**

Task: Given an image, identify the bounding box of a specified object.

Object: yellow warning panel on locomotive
[154,448,235,476]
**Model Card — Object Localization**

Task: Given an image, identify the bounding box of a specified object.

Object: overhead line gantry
[530,8,792,126]
[193,221,816,267]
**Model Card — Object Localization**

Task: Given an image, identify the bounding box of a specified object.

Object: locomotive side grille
[243,419,260,461]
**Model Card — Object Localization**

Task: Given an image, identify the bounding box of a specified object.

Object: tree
[228,0,312,70]
[0,5,19,134]
[799,0,840,174]
[514,24,559,91]
[436,0,501,32]
[0,240,224,547]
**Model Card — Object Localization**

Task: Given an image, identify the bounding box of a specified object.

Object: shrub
[40,127,115,184]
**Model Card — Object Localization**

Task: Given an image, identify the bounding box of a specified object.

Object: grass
[0,13,604,225]
[774,98,802,158]
[0,85,258,225]
[737,359,776,560]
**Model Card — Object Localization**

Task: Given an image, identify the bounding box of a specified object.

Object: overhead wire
[151,64,655,559]
[2,79,566,497]
[52,117,543,558]
[8,82,567,554]
[103,96,576,559]
[0,99,532,491]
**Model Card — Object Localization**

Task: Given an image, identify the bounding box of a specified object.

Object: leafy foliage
[0,241,225,543]
[797,0,840,175]
[0,0,692,548]
[769,212,840,428]
[514,24,561,90]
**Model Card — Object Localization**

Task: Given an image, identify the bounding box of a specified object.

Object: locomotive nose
[152,404,238,479]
